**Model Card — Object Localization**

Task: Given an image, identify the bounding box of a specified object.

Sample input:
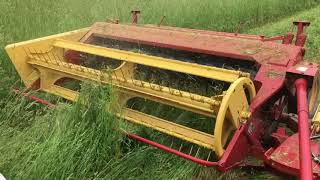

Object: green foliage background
[0,1,319,179]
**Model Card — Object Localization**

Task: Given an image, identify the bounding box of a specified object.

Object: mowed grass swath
[0,0,320,179]
[248,5,320,60]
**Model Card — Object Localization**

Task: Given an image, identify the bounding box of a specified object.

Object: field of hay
[0,0,320,179]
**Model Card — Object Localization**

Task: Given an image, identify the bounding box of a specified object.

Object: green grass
[0,84,248,179]
[0,0,319,179]
[248,5,320,60]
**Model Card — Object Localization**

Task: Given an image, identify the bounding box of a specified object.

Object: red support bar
[293,21,310,47]
[131,10,140,24]
[295,78,313,180]
[126,132,219,167]
[12,89,56,108]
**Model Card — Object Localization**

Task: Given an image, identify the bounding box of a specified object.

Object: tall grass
[0,1,319,179]
[0,84,121,179]
[0,83,244,179]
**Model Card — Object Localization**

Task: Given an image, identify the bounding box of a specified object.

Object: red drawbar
[126,132,219,167]
[295,78,313,180]
[12,89,55,108]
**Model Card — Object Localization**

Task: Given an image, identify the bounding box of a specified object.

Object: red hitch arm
[295,78,313,179]
[126,132,218,166]
[12,89,55,108]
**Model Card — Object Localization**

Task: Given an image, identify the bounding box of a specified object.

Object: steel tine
[160,136,165,145]
[206,151,212,161]
[189,145,194,155]
[179,143,183,152]
[195,147,201,158]
[169,140,174,148]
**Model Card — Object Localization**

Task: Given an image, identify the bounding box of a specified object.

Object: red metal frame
[15,18,320,178]
[295,78,313,179]
[126,133,219,166]
[12,89,55,108]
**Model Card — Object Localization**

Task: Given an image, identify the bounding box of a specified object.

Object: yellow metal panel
[214,77,256,157]
[312,104,320,132]
[53,39,249,83]
[121,108,216,150]
[309,73,320,113]
[28,57,221,117]
[5,28,90,87]
[310,73,320,132]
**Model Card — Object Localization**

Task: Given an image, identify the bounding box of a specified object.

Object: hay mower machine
[5,12,320,179]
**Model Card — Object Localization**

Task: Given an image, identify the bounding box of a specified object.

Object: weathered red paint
[266,134,320,178]
[217,126,250,171]
[87,22,302,63]
[271,127,288,145]
[295,78,313,180]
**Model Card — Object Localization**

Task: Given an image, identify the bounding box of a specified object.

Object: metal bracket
[293,21,310,47]
[131,10,141,24]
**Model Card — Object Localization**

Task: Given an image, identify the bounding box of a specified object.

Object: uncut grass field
[0,0,320,179]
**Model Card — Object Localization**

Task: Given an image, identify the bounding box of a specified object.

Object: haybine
[5,12,320,179]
